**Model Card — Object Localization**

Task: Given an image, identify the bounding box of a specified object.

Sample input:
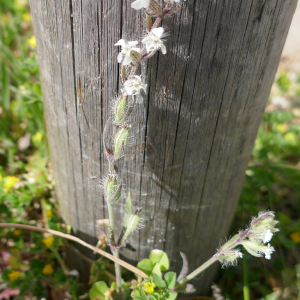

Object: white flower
[142,27,166,54]
[131,0,150,10]
[262,229,273,244]
[123,76,147,95]
[165,0,180,3]
[114,39,140,65]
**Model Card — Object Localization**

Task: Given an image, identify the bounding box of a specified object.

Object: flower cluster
[100,0,181,253]
[216,211,279,267]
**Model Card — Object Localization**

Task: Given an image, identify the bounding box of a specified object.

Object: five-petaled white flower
[124,76,147,95]
[142,27,166,54]
[114,39,141,65]
[131,0,150,10]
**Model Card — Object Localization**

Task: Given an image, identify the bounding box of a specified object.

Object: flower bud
[115,96,128,125]
[119,208,143,245]
[114,126,129,159]
[241,241,275,260]
[105,175,122,203]
[130,50,141,65]
[218,249,243,267]
[148,0,162,15]
[146,15,153,32]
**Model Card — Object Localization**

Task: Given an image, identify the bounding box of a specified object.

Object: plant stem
[243,254,250,300]
[112,249,122,299]
[52,248,69,274]
[0,223,147,278]
[177,256,217,286]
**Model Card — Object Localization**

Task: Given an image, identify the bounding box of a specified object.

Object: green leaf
[54,269,67,286]
[166,292,178,300]
[149,249,170,271]
[89,281,109,300]
[137,259,154,276]
[164,272,176,289]
[131,288,147,300]
[153,273,165,289]
[152,263,162,277]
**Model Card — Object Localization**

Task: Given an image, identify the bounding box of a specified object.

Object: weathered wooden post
[30,0,297,294]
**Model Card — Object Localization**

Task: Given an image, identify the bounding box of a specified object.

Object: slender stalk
[177,256,217,286]
[52,248,69,274]
[243,255,250,300]
[0,223,147,278]
[112,249,122,299]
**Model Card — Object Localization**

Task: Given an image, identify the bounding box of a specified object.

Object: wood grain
[30,0,297,293]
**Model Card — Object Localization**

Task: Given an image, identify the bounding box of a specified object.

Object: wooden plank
[30,0,297,293]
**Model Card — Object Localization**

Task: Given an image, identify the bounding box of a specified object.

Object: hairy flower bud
[130,50,142,65]
[105,175,122,204]
[115,95,128,125]
[119,208,143,245]
[148,0,162,15]
[218,249,243,267]
[114,126,129,159]
[241,241,275,260]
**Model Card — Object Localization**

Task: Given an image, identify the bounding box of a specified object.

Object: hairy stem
[177,256,217,286]
[112,249,122,298]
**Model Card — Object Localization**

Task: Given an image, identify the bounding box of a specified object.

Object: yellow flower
[22,13,31,21]
[42,264,54,275]
[8,270,22,281]
[32,132,43,142]
[28,35,36,48]
[290,232,300,244]
[46,210,53,218]
[276,124,288,133]
[143,282,156,294]
[284,132,297,143]
[43,236,54,247]
[4,176,20,193]
[13,230,22,236]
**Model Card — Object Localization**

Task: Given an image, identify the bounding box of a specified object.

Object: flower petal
[152,27,164,38]
[131,0,144,10]
[115,39,125,46]
[123,54,132,65]
[161,44,166,54]
[117,52,123,63]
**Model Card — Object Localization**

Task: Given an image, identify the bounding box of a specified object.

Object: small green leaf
[89,281,109,300]
[152,263,162,277]
[164,272,176,289]
[149,249,170,271]
[131,288,147,300]
[54,269,67,286]
[166,292,178,300]
[153,273,165,289]
[137,259,154,276]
